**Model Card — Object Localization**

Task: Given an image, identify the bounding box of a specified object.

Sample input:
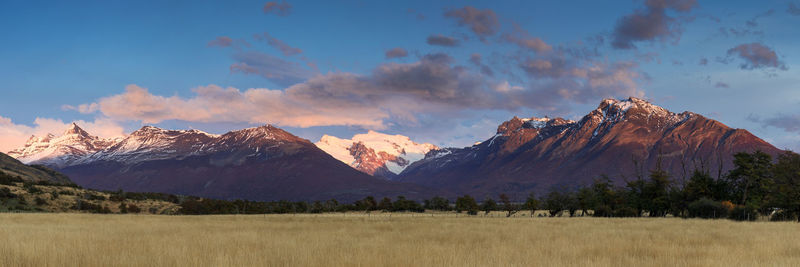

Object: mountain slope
[49,125,435,201]
[315,131,438,179]
[398,97,782,199]
[0,152,72,184]
[7,123,118,168]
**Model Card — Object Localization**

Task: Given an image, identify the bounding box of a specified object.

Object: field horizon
[2,213,799,266]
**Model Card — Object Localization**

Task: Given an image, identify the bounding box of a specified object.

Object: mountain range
[398,97,782,199]
[9,124,433,201]
[6,97,784,201]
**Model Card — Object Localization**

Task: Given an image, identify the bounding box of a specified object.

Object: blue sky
[1,0,798,152]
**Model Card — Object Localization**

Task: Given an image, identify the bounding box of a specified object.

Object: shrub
[0,187,17,199]
[23,183,42,194]
[35,197,47,205]
[127,204,142,214]
[613,207,640,217]
[770,210,797,222]
[729,205,758,221]
[84,193,107,201]
[593,205,613,217]
[0,174,24,185]
[71,200,101,212]
[687,198,728,219]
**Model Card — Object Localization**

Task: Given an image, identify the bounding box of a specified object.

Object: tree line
[178,151,800,221]
[3,151,798,221]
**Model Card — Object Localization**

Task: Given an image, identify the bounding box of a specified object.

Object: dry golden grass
[1,213,799,267]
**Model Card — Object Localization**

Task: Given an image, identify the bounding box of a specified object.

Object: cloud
[469,53,494,76]
[518,54,645,110]
[263,1,291,16]
[75,49,645,132]
[726,43,788,70]
[714,82,729,88]
[749,114,800,134]
[698,57,708,65]
[253,33,302,56]
[502,24,553,53]
[444,6,499,40]
[0,116,125,153]
[385,48,408,59]
[611,0,698,49]
[207,36,250,50]
[790,3,800,16]
[229,51,314,86]
[426,34,460,47]
[745,9,775,27]
[72,54,511,129]
[718,27,765,38]
[207,36,233,47]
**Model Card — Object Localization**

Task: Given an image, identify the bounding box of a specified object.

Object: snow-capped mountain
[315,131,438,179]
[398,97,782,198]
[6,123,119,168]
[77,126,219,164]
[8,124,437,201]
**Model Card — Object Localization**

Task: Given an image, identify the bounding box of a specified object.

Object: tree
[455,195,479,215]
[576,186,594,217]
[770,151,800,221]
[425,196,450,211]
[543,189,568,217]
[118,202,128,214]
[499,194,518,217]
[727,151,773,211]
[685,169,715,202]
[378,197,393,211]
[481,198,497,215]
[623,178,646,217]
[311,201,324,213]
[590,175,618,217]
[643,162,672,217]
[523,193,539,217]
[355,196,377,212]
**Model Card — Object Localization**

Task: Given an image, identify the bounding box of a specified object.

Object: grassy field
[1,213,799,266]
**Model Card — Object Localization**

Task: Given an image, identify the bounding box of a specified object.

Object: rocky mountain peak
[314,131,438,179]
[62,123,90,137]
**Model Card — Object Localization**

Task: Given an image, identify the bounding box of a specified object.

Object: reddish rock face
[398,97,783,200]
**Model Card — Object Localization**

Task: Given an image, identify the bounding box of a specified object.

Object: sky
[1,0,799,152]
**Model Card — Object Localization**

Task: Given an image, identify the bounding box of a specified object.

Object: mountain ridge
[398,97,783,199]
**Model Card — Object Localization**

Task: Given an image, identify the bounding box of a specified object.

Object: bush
[84,193,107,201]
[23,183,42,194]
[127,204,142,214]
[729,205,758,221]
[0,187,17,199]
[35,197,47,205]
[613,207,640,217]
[0,174,24,185]
[593,205,613,217]
[687,198,728,219]
[770,210,797,222]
